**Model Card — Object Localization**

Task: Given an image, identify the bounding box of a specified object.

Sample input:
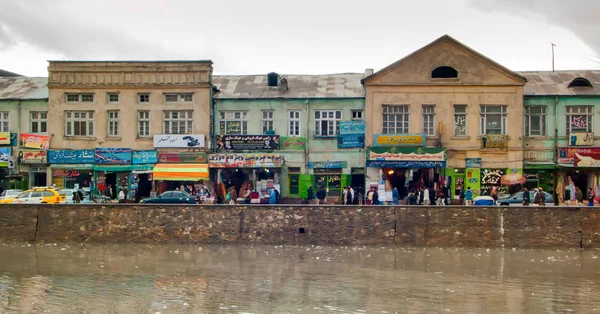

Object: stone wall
[0,204,599,248]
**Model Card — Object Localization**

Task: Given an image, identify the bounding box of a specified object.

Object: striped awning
[153,164,209,181]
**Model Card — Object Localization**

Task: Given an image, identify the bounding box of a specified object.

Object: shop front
[208,153,284,203]
[131,150,158,198]
[18,150,48,188]
[48,149,95,190]
[366,146,447,202]
[94,148,132,200]
[556,147,600,204]
[153,151,209,197]
[307,161,348,201]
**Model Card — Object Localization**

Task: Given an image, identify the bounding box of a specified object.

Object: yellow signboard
[373,133,426,147]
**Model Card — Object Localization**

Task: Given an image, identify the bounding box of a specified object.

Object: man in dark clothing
[429,187,435,205]
[307,185,314,204]
[317,187,327,204]
[407,190,417,205]
[522,187,530,206]
[372,189,379,205]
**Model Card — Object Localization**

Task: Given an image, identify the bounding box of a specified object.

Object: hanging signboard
[366,147,446,168]
[0,147,11,167]
[216,135,279,151]
[558,147,600,167]
[95,148,132,165]
[153,134,205,148]
[19,133,50,150]
[338,134,364,148]
[569,132,594,146]
[158,152,207,163]
[307,161,347,169]
[373,134,426,147]
[48,150,95,164]
[340,121,365,135]
[465,158,482,168]
[0,132,10,145]
[132,150,158,164]
[19,150,47,164]
[208,154,284,168]
[280,137,306,150]
[482,134,510,149]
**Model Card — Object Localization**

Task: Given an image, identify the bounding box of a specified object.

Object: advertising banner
[19,150,47,164]
[569,132,594,146]
[466,158,482,168]
[307,161,347,169]
[19,133,50,150]
[558,147,600,167]
[366,147,446,168]
[338,134,364,148]
[153,134,205,148]
[95,148,132,165]
[216,135,279,151]
[0,147,11,167]
[482,134,510,148]
[132,150,158,164]
[0,132,10,145]
[373,134,426,147]
[157,152,208,163]
[48,150,95,164]
[208,154,284,168]
[340,121,365,135]
[280,137,306,150]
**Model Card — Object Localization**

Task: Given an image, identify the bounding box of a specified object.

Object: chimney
[364,69,374,77]
[267,72,279,87]
[278,77,289,92]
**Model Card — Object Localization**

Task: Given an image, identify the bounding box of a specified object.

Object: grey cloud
[0,0,187,60]
[469,0,600,56]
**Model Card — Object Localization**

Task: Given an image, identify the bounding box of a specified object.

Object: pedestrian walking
[588,188,595,206]
[522,187,530,206]
[317,187,327,205]
[392,187,400,205]
[307,185,314,205]
[465,187,473,206]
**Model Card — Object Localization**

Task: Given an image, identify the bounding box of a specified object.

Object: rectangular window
[525,106,547,137]
[262,110,274,134]
[566,106,593,133]
[138,111,150,137]
[288,110,301,137]
[108,93,119,103]
[454,105,467,136]
[164,93,193,103]
[289,174,300,195]
[382,105,409,134]
[65,111,94,137]
[107,111,119,137]
[30,111,48,133]
[66,93,94,103]
[0,111,8,132]
[351,110,363,120]
[138,93,150,104]
[219,111,248,135]
[422,105,435,136]
[480,105,508,135]
[163,110,193,134]
[314,110,342,136]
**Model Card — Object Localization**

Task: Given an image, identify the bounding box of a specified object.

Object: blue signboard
[48,150,95,164]
[307,161,347,169]
[132,150,158,164]
[366,160,446,168]
[338,134,364,148]
[95,148,132,165]
[340,121,365,135]
[465,158,482,168]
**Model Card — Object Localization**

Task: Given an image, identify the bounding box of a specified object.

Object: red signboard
[558,147,600,167]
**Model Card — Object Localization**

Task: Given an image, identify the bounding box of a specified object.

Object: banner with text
[132,150,158,164]
[19,150,47,164]
[19,133,50,150]
[158,152,207,163]
[340,121,365,135]
[208,154,284,168]
[153,134,205,148]
[216,135,279,151]
[373,134,426,147]
[48,150,95,164]
[280,137,306,150]
[338,134,364,148]
[95,148,132,165]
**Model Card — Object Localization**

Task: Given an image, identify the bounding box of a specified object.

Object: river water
[0,244,599,313]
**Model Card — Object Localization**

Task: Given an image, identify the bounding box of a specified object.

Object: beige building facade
[363,35,526,200]
[47,61,213,196]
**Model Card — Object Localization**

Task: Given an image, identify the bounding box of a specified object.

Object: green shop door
[298,174,313,199]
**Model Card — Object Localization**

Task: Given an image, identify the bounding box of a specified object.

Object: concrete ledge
[0,204,598,248]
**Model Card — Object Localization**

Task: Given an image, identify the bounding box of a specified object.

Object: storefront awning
[153,163,209,181]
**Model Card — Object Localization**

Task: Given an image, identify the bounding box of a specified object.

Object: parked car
[0,189,23,203]
[59,189,91,204]
[497,191,554,206]
[473,196,496,206]
[141,191,198,204]
[10,187,67,204]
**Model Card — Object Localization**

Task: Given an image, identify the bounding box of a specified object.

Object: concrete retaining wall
[0,204,599,248]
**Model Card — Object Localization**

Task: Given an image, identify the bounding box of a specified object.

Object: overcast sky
[0,0,599,77]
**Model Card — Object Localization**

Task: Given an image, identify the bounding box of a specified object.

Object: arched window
[431,66,458,79]
[568,77,593,88]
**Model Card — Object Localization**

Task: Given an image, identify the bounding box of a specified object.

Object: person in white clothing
[423,187,430,205]
[118,189,125,203]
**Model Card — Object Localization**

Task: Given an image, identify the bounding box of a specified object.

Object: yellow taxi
[7,187,67,204]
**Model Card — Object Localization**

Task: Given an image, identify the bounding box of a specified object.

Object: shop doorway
[105,173,117,199]
[568,171,588,194]
[382,168,438,199]
[32,172,47,187]
[137,174,151,197]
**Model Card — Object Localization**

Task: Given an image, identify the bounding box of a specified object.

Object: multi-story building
[521,70,600,203]
[212,72,366,202]
[47,61,213,199]
[0,77,49,190]
[363,35,526,202]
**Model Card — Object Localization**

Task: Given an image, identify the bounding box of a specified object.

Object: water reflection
[0,244,599,313]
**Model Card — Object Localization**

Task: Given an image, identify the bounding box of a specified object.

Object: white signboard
[153,134,205,148]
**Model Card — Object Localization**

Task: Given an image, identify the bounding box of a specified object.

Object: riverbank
[0,204,598,248]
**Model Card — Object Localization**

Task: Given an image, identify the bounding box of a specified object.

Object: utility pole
[551,42,556,71]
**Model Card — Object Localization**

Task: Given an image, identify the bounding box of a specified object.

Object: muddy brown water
[0,244,599,313]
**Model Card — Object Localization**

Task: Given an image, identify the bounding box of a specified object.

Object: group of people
[388,185,452,206]
[563,185,595,206]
